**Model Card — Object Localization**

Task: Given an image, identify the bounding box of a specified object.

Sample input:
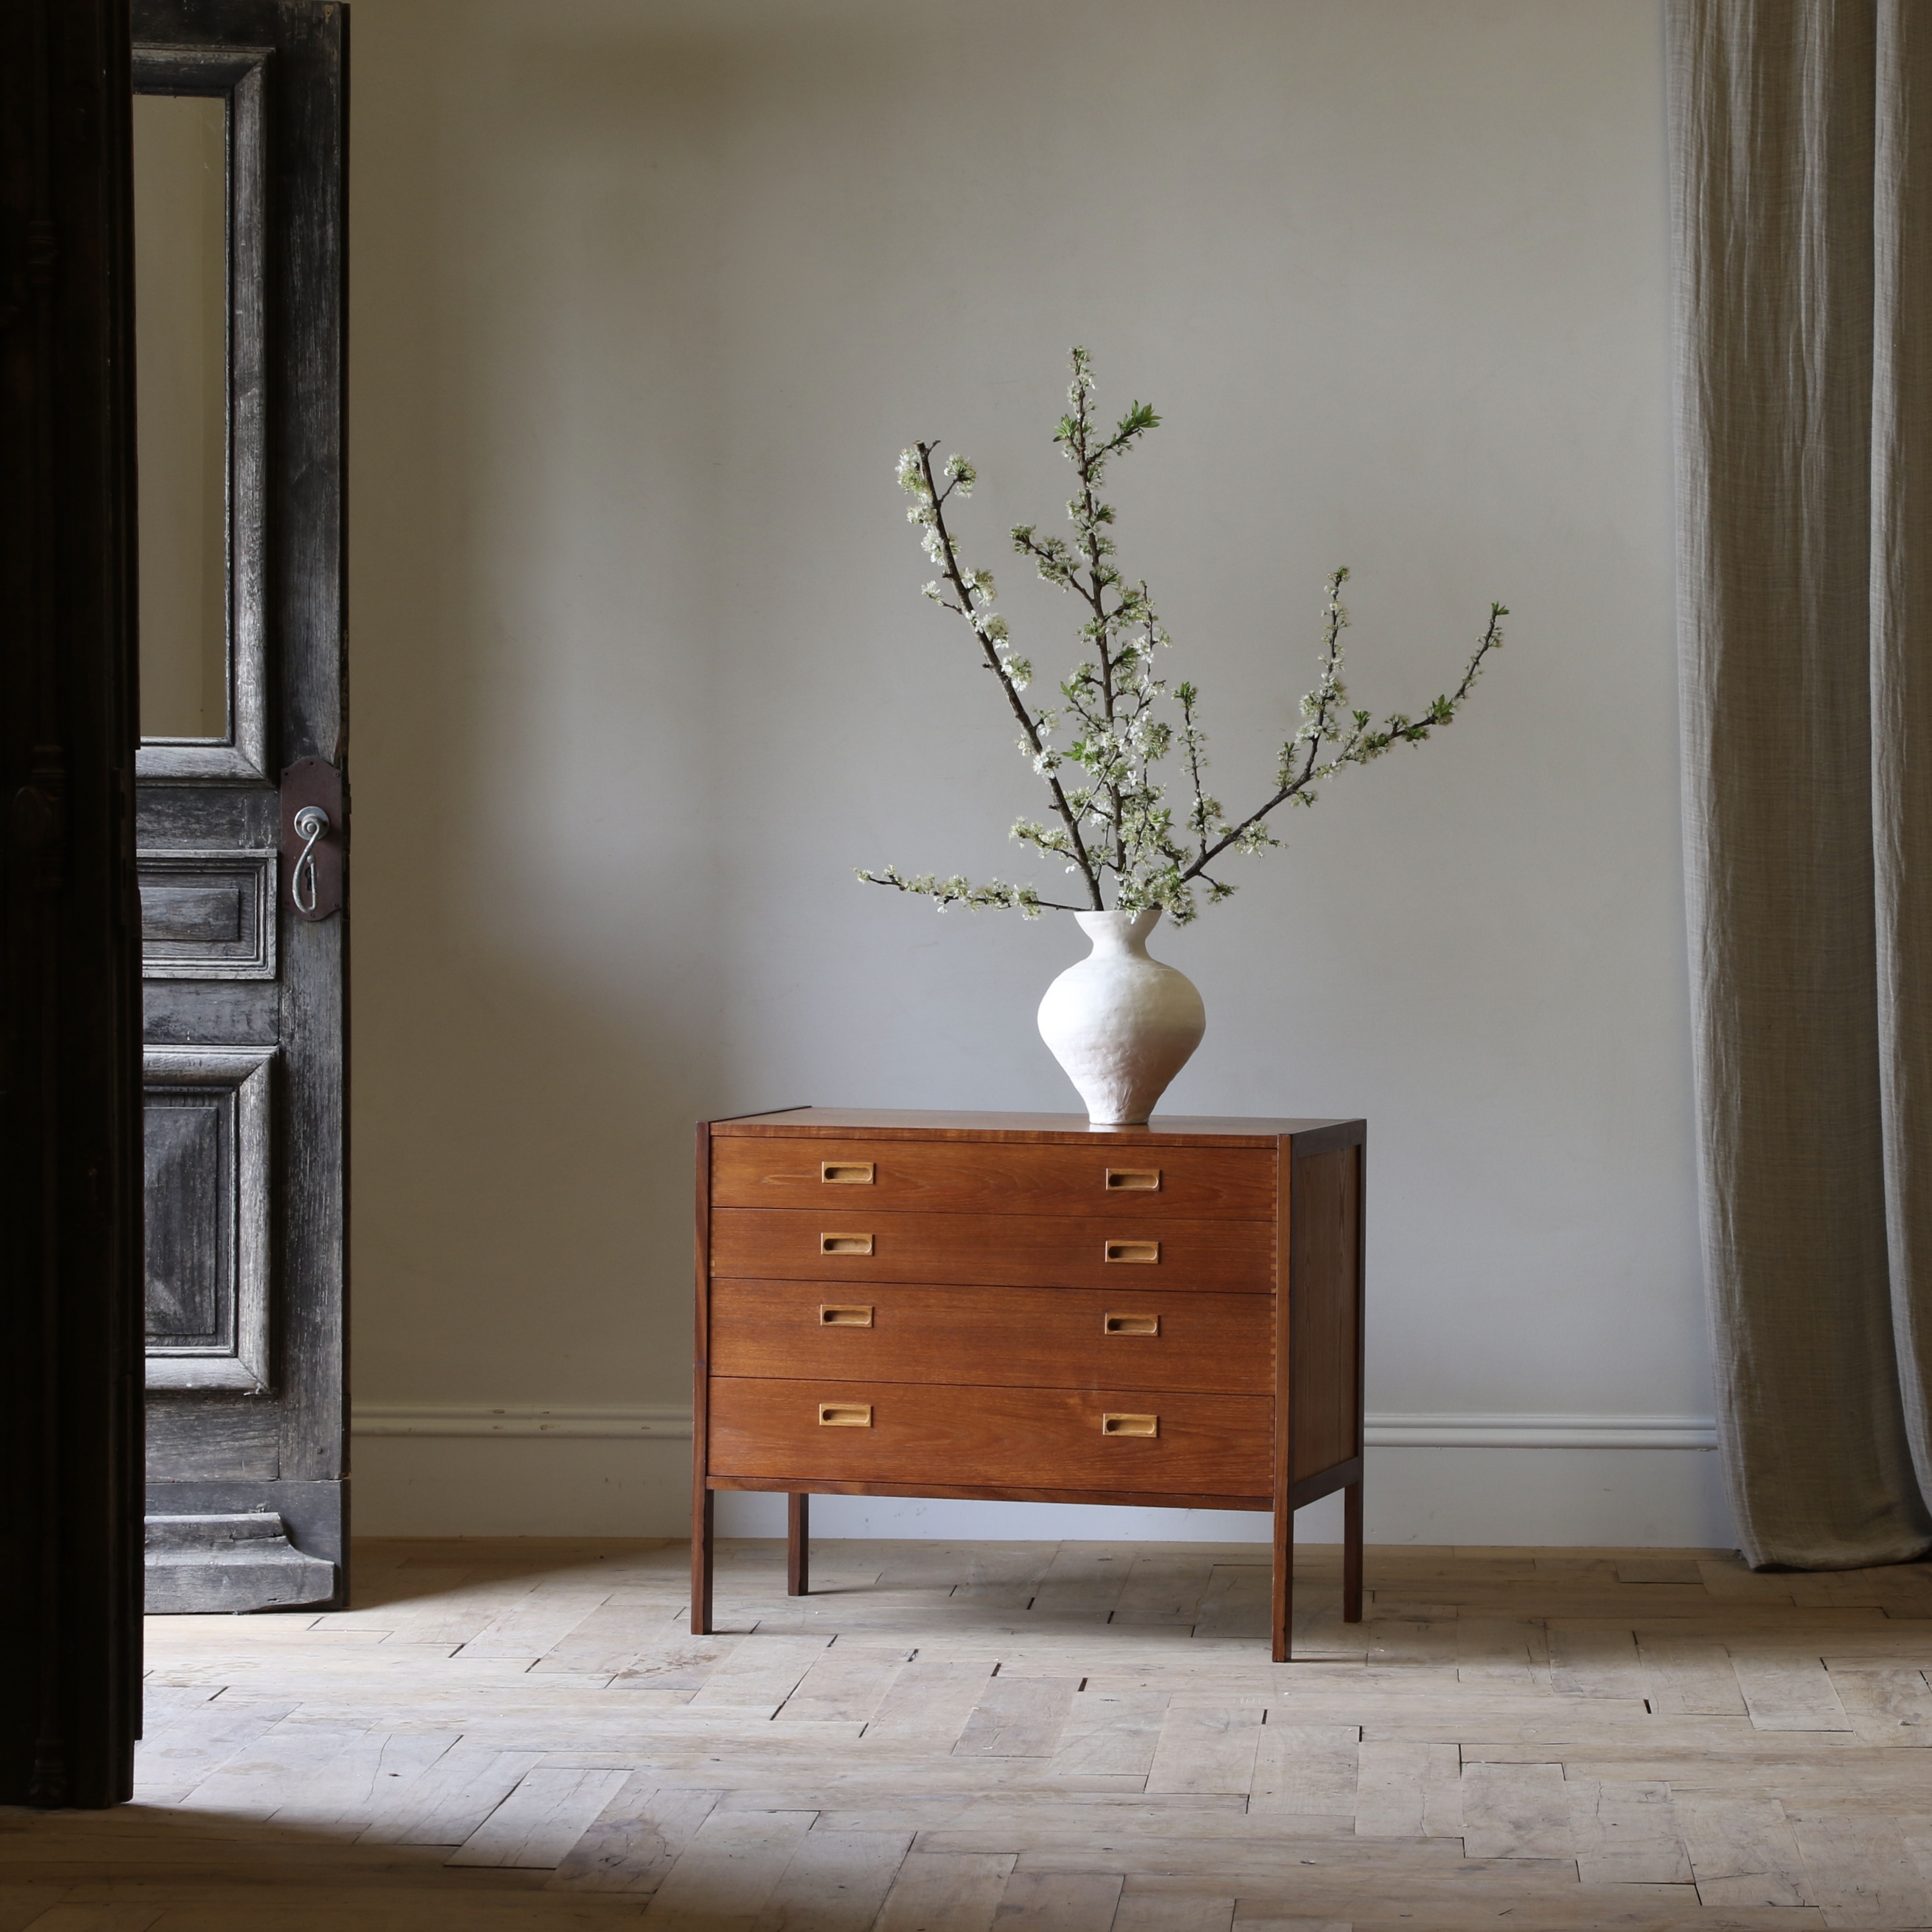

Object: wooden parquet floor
[6,1538,1932,1930]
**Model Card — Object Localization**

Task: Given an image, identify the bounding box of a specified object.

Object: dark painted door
[132,0,348,1612]
[1,0,147,1806]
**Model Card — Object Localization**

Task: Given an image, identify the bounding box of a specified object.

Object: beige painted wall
[347,0,1718,1542]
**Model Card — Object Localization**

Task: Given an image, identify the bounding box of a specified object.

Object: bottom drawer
[707,1377,1272,1498]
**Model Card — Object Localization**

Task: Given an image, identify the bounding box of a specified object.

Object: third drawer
[708,1278,1272,1394]
[709,1208,1272,1292]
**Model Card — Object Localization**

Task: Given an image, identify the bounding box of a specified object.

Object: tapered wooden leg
[787,1492,810,1596]
[691,1488,714,1635]
[1343,1479,1363,1623]
[1271,1496,1293,1662]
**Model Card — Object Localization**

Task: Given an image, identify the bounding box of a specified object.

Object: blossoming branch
[859,347,1508,923]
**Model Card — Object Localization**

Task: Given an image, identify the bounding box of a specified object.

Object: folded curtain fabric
[1672,0,1932,1567]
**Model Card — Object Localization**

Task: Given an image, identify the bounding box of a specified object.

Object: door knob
[279,756,344,921]
[291,807,329,916]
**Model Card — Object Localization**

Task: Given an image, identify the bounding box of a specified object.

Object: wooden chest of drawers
[692,1107,1366,1660]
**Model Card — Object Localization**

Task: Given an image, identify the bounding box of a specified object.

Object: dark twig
[861,348,1509,923]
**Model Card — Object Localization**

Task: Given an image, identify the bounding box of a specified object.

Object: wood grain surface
[1289,1141,1364,1482]
[714,1107,1355,1145]
[707,1379,1274,1496]
[134,0,352,1611]
[709,1279,1273,1394]
[696,1116,1366,1661]
[24,1536,1932,1930]
[707,1475,1276,1511]
[709,1137,1277,1220]
[709,1209,1274,1293]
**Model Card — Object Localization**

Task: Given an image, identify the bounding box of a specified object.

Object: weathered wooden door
[132,0,348,1612]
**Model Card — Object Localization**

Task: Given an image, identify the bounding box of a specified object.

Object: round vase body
[1037,908,1206,1128]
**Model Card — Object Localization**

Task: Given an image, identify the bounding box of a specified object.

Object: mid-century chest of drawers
[692,1107,1365,1660]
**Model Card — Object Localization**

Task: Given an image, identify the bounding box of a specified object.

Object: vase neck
[1074,908,1162,959]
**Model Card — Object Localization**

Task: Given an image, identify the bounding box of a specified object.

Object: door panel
[134,0,347,1614]
[145,983,281,1047]
[139,852,277,977]
[142,1047,271,1392]
[145,1399,281,1480]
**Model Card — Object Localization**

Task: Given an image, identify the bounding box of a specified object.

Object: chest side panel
[1287,1138,1364,1479]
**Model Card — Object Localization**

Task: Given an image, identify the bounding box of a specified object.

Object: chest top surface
[709,1106,1356,1148]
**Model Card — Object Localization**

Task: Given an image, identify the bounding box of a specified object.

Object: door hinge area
[11,743,67,892]
[0,221,56,336]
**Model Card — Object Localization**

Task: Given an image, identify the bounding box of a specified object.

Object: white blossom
[863,354,1508,924]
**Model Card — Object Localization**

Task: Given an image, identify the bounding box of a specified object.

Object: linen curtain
[1673,0,1932,1568]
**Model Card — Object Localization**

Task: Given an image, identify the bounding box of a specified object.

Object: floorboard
[1,1538,1929,1928]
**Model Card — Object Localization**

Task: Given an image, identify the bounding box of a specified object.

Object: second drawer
[708,1279,1272,1394]
[709,1208,1272,1292]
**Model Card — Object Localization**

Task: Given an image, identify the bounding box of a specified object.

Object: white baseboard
[347,1403,1731,1546]
[352,1402,1716,1451]
[353,1402,694,1439]
[1365,1413,1716,1450]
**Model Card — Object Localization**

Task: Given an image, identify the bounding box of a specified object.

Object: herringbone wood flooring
[6,1536,1932,1928]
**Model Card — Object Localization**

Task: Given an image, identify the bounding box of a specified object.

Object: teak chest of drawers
[692,1107,1366,1660]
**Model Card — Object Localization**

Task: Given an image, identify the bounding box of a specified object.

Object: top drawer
[708,1137,1275,1220]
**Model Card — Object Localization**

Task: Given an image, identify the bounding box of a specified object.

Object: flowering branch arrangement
[859,348,1508,923]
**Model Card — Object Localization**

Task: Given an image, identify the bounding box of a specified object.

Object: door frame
[0,0,147,1810]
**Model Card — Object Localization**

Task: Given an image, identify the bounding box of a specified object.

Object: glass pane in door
[133,93,228,742]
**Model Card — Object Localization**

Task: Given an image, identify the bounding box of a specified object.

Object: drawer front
[709,1209,1272,1293]
[707,1376,1272,1497]
[710,1137,1275,1220]
[709,1279,1271,1394]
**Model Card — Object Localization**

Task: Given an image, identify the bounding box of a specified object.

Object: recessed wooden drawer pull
[821,1161,875,1185]
[818,1402,873,1427]
[1104,1239,1160,1264]
[819,1304,874,1327]
[1103,1312,1160,1337]
[1106,1168,1161,1191]
[1102,1412,1159,1437]
[820,1232,875,1255]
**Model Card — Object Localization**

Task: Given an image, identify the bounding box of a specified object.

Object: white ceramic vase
[1037,908,1206,1127]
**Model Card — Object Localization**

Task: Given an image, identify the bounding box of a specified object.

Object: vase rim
[1072,906,1162,937]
